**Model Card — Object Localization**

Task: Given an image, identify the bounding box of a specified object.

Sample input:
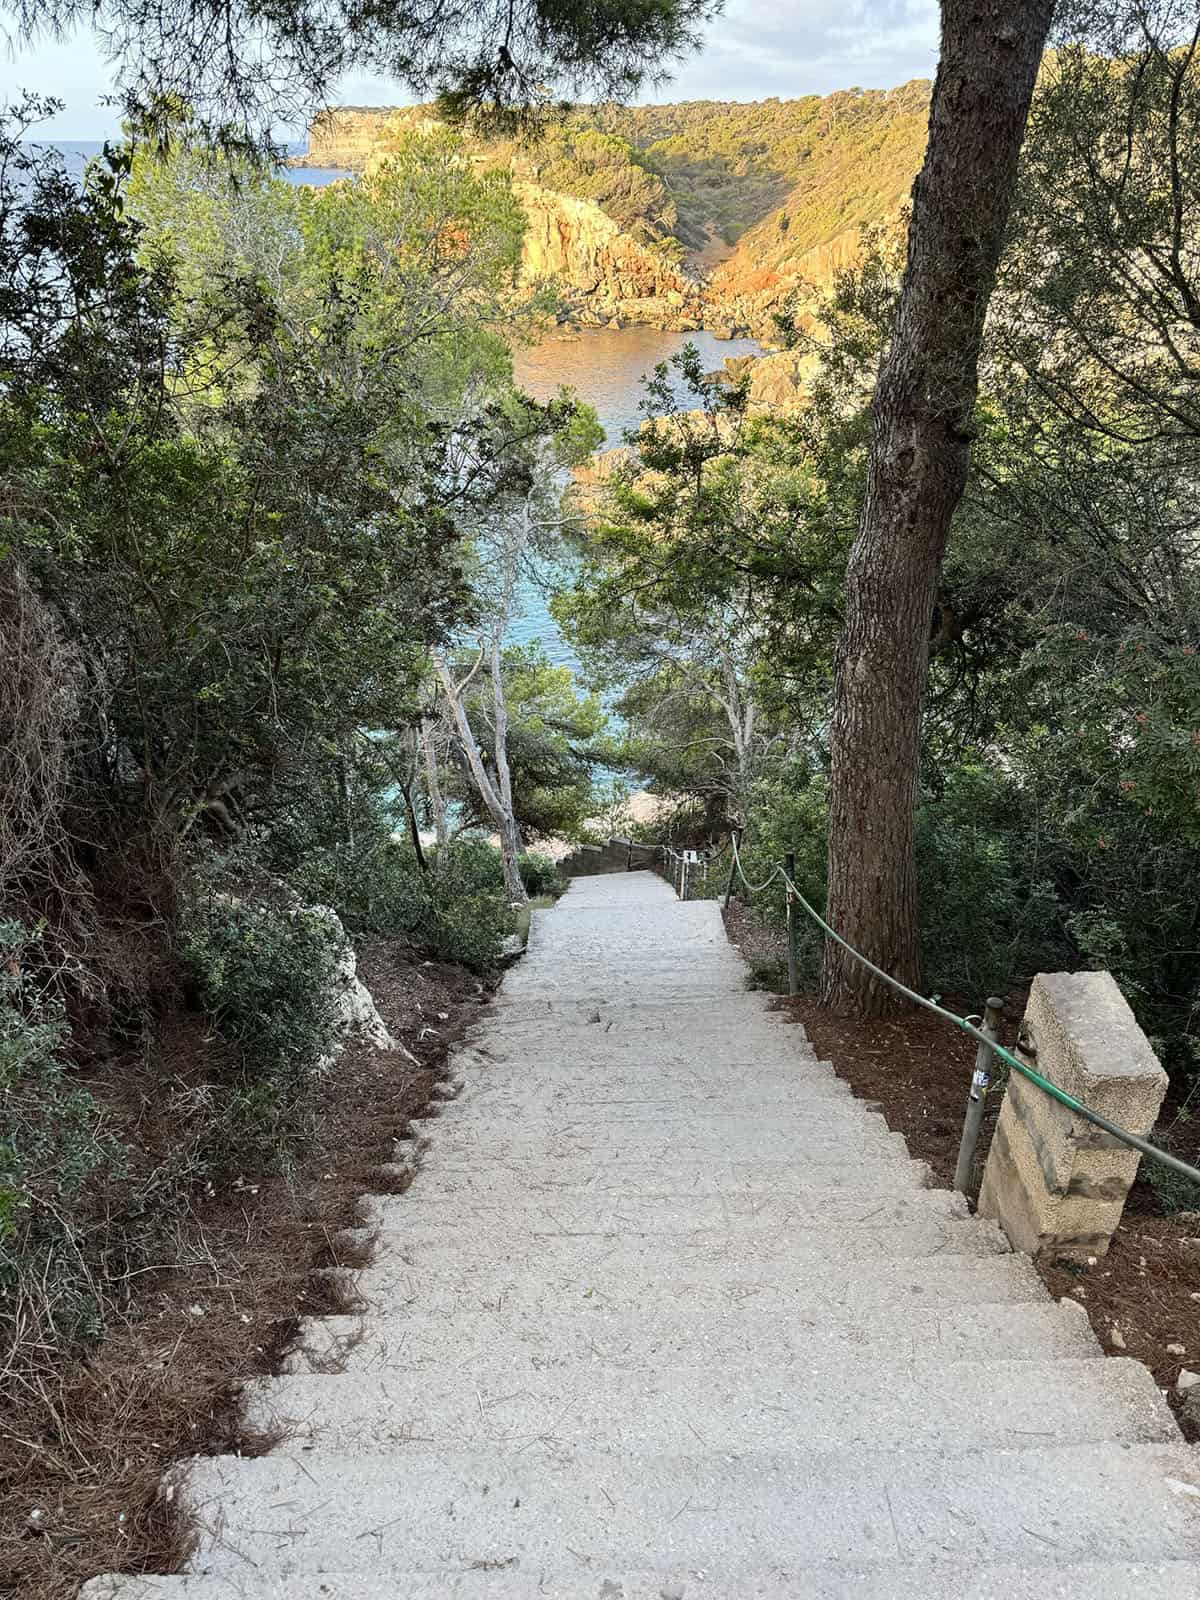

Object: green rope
[725,833,1200,1188]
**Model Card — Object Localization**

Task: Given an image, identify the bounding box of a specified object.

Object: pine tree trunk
[820,0,1055,1017]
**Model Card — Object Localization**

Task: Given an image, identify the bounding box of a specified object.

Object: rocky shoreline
[295,111,825,341]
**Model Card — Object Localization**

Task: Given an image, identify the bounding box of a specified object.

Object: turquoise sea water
[509,326,761,671]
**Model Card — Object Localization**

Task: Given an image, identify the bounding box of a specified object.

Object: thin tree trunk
[397,774,428,871]
[488,630,527,900]
[820,0,1054,1017]
[419,717,448,850]
[433,651,528,904]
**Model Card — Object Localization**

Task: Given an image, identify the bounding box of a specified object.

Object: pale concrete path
[85,873,1200,1598]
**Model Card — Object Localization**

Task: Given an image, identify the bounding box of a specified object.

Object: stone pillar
[978,971,1167,1261]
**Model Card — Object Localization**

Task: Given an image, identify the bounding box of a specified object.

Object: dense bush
[734,761,1067,1004]
[914,766,1063,1001]
[517,851,565,898]
[0,921,126,1346]
[737,760,830,984]
[286,826,516,971]
[179,894,344,1173]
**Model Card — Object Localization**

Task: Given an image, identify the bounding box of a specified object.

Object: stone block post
[978,971,1167,1261]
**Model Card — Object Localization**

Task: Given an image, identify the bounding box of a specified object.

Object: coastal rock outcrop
[306,106,395,168]
[515,183,705,331]
[299,99,919,340]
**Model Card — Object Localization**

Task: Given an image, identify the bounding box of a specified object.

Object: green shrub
[518,851,564,897]
[288,828,514,971]
[1146,1154,1200,1215]
[0,919,126,1346]
[179,894,343,1173]
[739,760,830,983]
[432,835,507,895]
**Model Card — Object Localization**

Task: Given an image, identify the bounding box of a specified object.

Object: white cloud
[657,0,940,101]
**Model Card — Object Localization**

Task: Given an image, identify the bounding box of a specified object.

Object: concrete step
[458,1028,819,1054]
[178,1442,1200,1577]
[439,1091,865,1123]
[451,1051,830,1081]
[361,1185,973,1234]
[480,994,782,1025]
[75,1561,1200,1600]
[442,1074,859,1105]
[423,1107,902,1146]
[282,1297,1103,1376]
[502,967,748,988]
[354,1218,1012,1274]
[471,1020,806,1045]
[386,1155,938,1199]
[334,1249,1050,1318]
[417,1122,912,1164]
[503,974,751,995]
[244,1357,1173,1457]
[454,1049,838,1075]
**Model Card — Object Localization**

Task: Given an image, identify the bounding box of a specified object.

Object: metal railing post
[785,849,799,996]
[724,830,741,910]
[954,995,1004,1196]
[681,855,689,901]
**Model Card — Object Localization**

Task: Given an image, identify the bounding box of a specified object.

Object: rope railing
[665,826,1200,1192]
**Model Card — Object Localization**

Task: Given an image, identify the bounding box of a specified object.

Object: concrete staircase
[83,872,1200,1599]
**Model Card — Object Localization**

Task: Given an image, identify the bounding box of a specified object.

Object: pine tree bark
[820,0,1055,1016]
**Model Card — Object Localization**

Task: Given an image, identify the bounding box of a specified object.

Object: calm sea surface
[33,139,350,187]
[34,146,759,676]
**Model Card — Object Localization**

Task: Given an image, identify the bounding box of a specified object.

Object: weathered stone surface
[978,971,1168,1260]
[301,904,411,1061]
[515,183,704,328]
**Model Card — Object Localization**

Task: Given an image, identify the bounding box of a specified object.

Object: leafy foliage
[0,921,126,1345]
[6,0,716,143]
[179,894,344,1171]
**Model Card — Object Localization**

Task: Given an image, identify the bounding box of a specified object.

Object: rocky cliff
[300,87,930,338]
[516,182,704,330]
[306,106,396,169]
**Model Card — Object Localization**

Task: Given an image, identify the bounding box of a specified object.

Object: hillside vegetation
[309,83,932,277]
[590,83,930,262]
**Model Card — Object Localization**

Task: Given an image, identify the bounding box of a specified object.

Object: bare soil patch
[0,944,493,1600]
[723,904,1200,1444]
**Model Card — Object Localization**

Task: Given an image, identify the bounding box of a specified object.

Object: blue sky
[1,1,940,140]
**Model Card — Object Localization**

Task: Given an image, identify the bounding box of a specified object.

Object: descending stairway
[84,872,1200,1599]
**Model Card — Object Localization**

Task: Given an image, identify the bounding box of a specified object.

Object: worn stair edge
[374,1156,939,1197]
[241,1356,1175,1456]
[77,1559,1200,1600]
[415,1127,915,1162]
[330,1249,1051,1312]
[178,1441,1200,1577]
[280,1298,1105,1375]
[360,1185,974,1230]
[344,1216,1013,1266]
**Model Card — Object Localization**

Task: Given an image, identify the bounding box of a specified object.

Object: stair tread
[244,1355,1173,1454]
[178,1442,1200,1576]
[281,1299,1103,1374]
[77,1559,1200,1599]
